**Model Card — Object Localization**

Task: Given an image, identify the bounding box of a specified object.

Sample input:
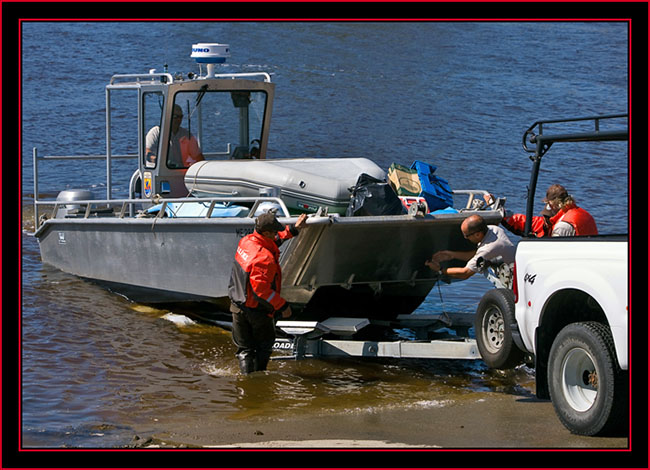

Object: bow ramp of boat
[279,207,503,321]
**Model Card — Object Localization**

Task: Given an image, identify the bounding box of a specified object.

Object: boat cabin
[107,46,275,200]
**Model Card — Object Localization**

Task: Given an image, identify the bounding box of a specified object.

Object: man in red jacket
[228,211,307,374]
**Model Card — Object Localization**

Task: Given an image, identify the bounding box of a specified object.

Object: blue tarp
[430,206,458,214]
[410,160,454,212]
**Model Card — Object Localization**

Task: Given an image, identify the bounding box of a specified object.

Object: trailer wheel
[548,322,628,436]
[474,288,524,369]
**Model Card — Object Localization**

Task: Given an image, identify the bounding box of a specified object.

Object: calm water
[20,21,628,447]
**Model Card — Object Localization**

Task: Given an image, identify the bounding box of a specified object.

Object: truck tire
[548,322,628,436]
[474,288,524,369]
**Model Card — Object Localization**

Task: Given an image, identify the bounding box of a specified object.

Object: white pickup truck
[512,236,628,436]
[474,114,629,436]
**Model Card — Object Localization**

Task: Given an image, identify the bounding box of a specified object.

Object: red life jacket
[228,228,295,316]
[179,135,204,166]
[550,204,598,235]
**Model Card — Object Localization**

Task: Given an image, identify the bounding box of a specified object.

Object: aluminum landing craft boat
[31,44,504,321]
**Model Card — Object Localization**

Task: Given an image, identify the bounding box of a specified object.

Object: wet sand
[146,390,628,450]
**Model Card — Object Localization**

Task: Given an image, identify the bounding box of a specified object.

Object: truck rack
[521,113,628,236]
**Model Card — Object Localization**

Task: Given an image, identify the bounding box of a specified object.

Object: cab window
[142,91,164,169]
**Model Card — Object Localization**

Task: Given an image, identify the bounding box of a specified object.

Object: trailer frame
[272,313,481,361]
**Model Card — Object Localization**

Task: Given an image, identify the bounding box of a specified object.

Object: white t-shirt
[465,225,516,273]
[551,220,576,237]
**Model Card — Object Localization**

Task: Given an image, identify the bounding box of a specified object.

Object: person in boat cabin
[228,210,308,374]
[425,214,516,281]
[145,104,204,168]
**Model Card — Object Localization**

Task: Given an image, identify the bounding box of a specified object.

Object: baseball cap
[255,211,284,233]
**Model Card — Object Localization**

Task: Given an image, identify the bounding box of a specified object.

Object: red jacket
[502,213,550,238]
[550,204,598,236]
[228,227,296,317]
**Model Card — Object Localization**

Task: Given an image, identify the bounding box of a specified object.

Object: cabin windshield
[142,89,268,170]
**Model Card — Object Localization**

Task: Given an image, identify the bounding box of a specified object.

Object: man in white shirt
[425,214,515,280]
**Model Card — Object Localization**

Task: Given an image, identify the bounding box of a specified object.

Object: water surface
[20,21,628,447]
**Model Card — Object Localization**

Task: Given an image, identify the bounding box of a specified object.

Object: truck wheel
[548,322,628,436]
[474,288,524,369]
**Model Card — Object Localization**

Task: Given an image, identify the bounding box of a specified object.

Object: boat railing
[452,189,494,210]
[211,72,272,82]
[32,151,499,231]
[109,72,175,87]
[108,71,272,87]
[31,147,137,229]
[33,195,295,231]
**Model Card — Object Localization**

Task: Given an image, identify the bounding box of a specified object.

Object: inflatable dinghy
[184,158,386,214]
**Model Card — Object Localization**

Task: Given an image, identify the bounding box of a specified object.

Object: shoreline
[144,391,628,450]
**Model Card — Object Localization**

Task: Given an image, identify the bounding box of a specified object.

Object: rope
[435,278,452,327]
[187,160,209,196]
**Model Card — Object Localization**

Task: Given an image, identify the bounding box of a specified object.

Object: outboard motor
[55,189,93,218]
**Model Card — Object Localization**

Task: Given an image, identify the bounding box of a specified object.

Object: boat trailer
[271,313,481,361]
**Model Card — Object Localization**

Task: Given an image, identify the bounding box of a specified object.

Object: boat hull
[35,210,502,320]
